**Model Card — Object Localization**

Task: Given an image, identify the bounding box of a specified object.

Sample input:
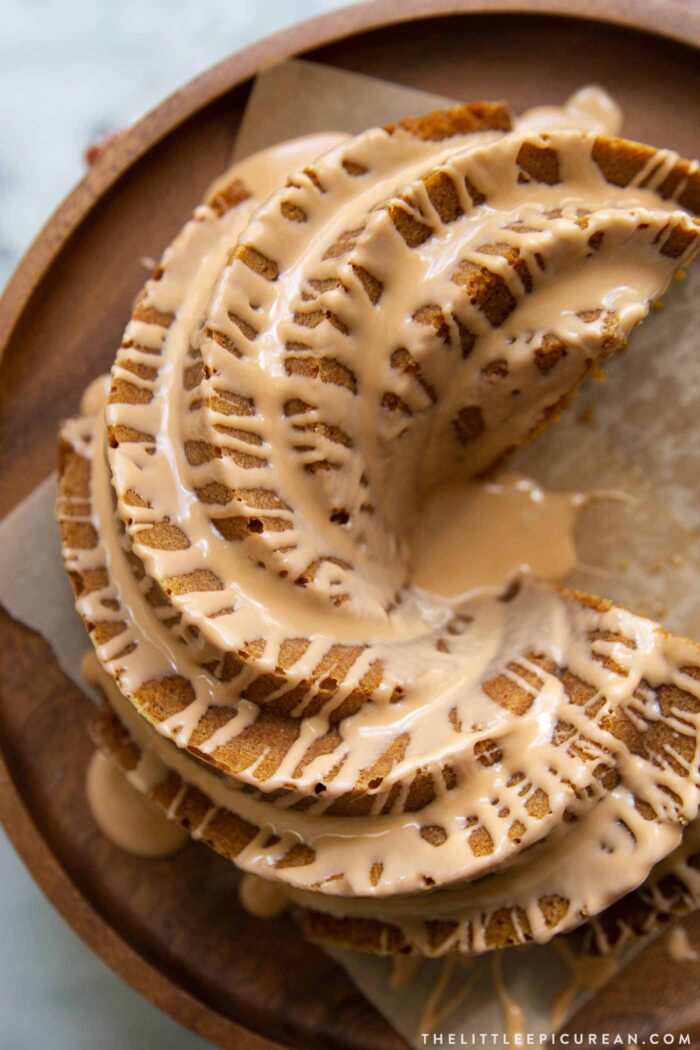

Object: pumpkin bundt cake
[57,97,700,956]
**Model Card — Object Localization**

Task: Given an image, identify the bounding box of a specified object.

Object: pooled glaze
[417,956,478,1037]
[83,652,189,858]
[516,86,623,136]
[664,924,699,962]
[238,873,289,920]
[86,751,188,858]
[57,90,700,956]
[491,953,526,1044]
[410,474,583,598]
[549,938,622,1033]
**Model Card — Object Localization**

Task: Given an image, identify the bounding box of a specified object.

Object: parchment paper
[1,59,699,1048]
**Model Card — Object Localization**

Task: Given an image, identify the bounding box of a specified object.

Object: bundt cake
[57,96,700,957]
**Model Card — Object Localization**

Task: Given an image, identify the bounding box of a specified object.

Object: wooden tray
[2,2,700,1047]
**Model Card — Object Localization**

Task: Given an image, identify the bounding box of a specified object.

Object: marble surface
[0,0,355,292]
[0,2,355,1047]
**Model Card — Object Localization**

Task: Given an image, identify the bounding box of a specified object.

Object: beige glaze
[238,873,289,920]
[390,953,422,989]
[549,940,622,1033]
[411,474,582,598]
[417,956,480,1037]
[664,924,700,962]
[516,86,623,136]
[83,650,189,858]
[491,953,526,1044]
[57,93,700,957]
[86,751,188,858]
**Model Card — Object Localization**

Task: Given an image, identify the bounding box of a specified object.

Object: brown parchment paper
[1,58,699,1048]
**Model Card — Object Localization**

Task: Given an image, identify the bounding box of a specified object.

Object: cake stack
[57,100,700,956]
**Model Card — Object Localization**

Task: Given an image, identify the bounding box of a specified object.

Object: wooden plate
[2,2,700,1047]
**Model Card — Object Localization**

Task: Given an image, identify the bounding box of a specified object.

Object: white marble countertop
[0,2,354,1046]
[0,0,355,292]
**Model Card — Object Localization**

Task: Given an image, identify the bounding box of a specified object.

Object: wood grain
[1,2,699,1047]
